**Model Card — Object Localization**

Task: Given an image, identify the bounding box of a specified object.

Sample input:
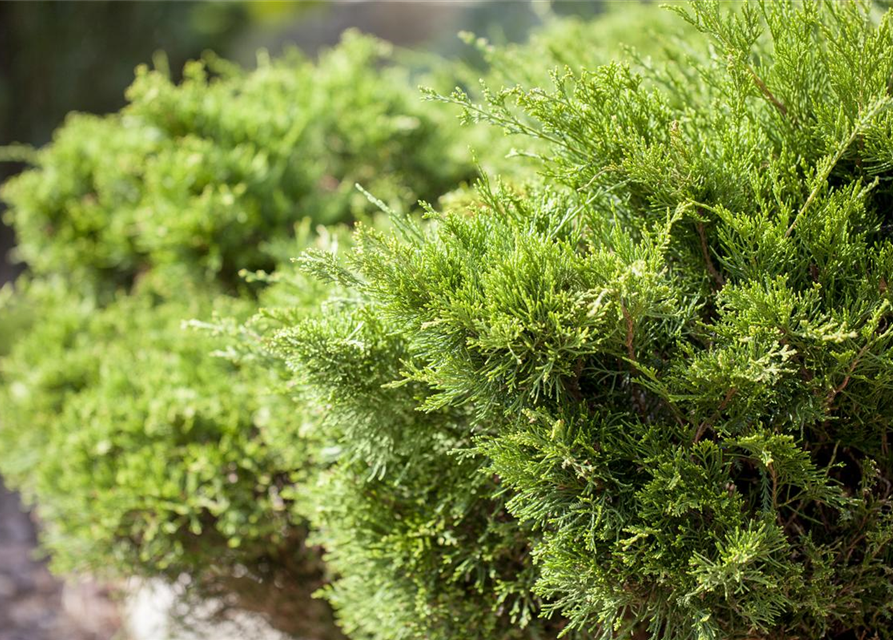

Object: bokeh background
[0,3,605,639]
[0,0,606,285]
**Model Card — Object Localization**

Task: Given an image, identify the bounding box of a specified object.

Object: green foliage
[269,294,558,640]
[5,3,893,640]
[1,280,292,571]
[1,32,473,292]
[420,5,703,185]
[0,28,482,632]
[0,226,342,636]
[273,2,893,639]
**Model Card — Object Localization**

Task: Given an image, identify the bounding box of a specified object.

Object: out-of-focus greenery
[2,32,474,294]
[1,281,283,570]
[0,3,241,149]
[0,267,342,638]
[0,27,479,636]
[0,0,419,286]
[0,2,252,282]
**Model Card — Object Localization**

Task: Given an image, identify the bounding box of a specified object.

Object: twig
[824,341,871,412]
[694,387,737,444]
[787,99,891,238]
[622,303,636,365]
[747,66,788,119]
[697,221,725,289]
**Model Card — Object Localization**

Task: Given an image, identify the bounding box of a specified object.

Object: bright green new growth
[276,2,893,639]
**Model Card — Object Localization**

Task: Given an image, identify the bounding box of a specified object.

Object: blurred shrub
[0,1,255,286]
[0,255,342,636]
[1,32,473,292]
[0,29,476,637]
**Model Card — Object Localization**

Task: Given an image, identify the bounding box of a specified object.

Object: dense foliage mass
[2,283,283,567]
[271,2,893,639]
[0,267,339,636]
[3,3,893,640]
[1,32,472,292]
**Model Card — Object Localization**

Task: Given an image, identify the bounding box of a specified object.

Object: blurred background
[0,2,605,639]
[0,0,607,285]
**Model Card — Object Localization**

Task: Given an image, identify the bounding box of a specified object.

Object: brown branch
[566,357,584,403]
[825,342,871,412]
[747,66,788,118]
[693,387,737,444]
[697,221,725,290]
[622,303,636,365]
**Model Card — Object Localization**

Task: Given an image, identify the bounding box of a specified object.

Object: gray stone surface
[0,478,121,640]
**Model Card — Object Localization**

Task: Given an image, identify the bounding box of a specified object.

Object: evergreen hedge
[0,266,345,636]
[2,3,893,640]
[269,2,893,639]
[1,32,472,292]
